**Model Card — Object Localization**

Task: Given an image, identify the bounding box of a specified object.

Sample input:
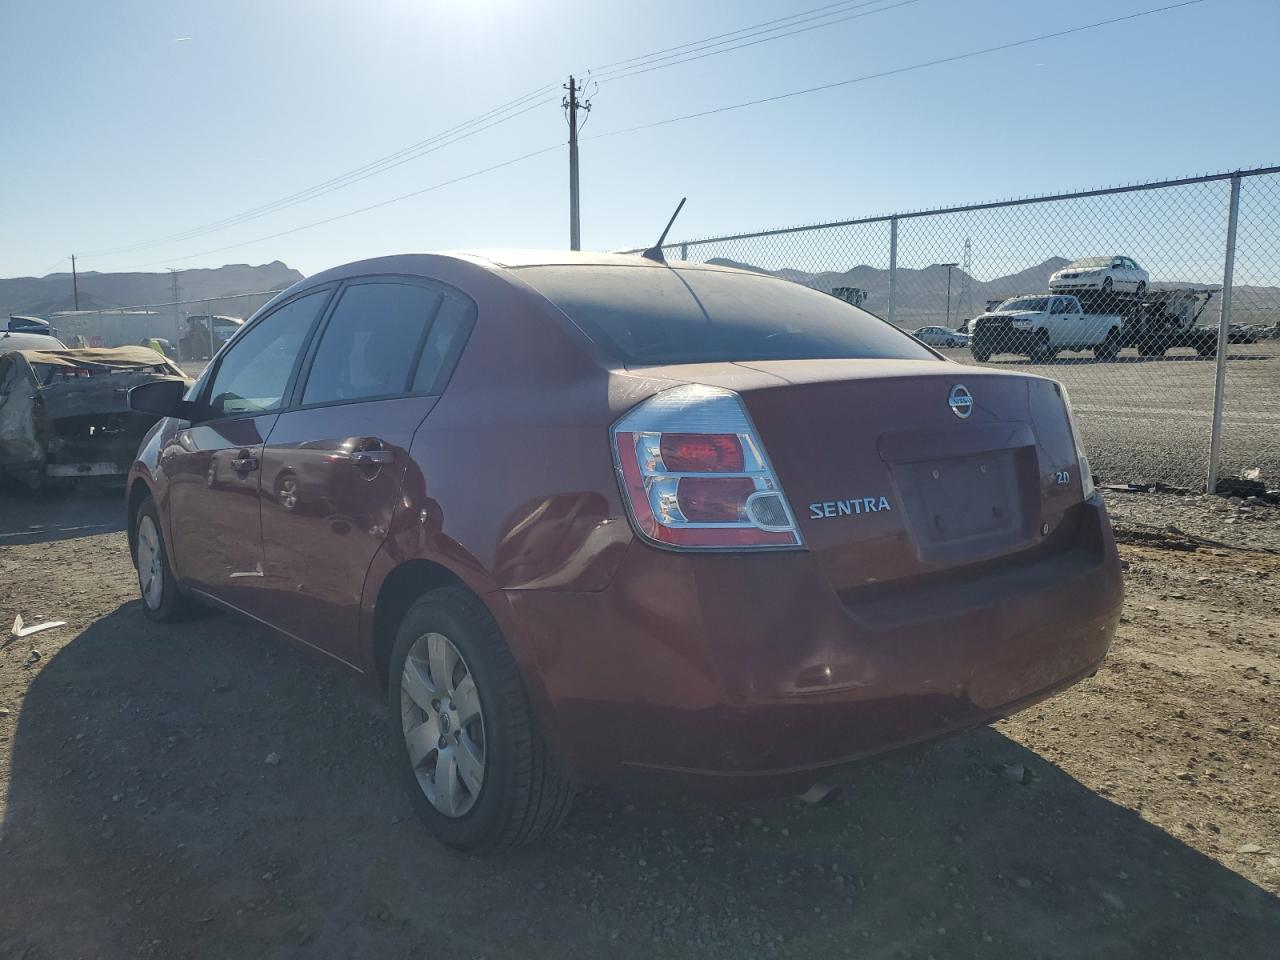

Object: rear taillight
[1059,385,1096,500]
[611,384,803,550]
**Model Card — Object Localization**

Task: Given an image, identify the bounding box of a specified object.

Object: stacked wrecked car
[0,345,189,489]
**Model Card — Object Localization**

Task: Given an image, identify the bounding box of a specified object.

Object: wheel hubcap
[136,515,163,611]
[400,632,486,818]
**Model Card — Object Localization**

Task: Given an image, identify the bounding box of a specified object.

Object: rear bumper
[507,497,1122,796]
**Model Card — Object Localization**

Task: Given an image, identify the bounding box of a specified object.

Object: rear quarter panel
[355,265,642,680]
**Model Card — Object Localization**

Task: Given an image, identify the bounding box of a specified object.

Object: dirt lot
[0,488,1277,959]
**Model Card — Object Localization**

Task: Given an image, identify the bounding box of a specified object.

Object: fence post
[1206,173,1241,494]
[887,216,899,325]
[680,242,688,261]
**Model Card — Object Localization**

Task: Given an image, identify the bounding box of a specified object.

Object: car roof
[0,332,66,352]
[265,250,811,326]
[456,249,736,270]
[300,250,759,285]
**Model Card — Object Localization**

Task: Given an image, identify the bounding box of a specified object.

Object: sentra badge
[808,496,892,520]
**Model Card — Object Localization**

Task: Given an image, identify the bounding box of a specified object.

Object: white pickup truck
[969,294,1124,363]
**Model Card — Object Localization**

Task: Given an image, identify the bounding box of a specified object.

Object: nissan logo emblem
[948,384,974,419]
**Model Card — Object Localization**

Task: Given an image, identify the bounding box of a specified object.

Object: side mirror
[128,378,194,420]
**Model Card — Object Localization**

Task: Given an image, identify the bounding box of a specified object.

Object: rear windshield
[515,264,938,365]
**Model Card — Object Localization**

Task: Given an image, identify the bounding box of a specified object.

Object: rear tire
[133,496,198,623]
[970,345,990,362]
[1135,281,1147,299]
[388,585,573,852]
[1138,340,1166,358]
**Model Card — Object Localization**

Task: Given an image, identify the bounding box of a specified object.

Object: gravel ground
[1105,488,1280,554]
[933,344,1280,491]
[1,487,1277,959]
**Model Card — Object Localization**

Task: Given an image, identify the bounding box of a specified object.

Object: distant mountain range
[1,262,303,319]
[7,256,1276,331]
[706,256,1073,325]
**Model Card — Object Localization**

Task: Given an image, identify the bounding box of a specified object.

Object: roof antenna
[641,197,686,263]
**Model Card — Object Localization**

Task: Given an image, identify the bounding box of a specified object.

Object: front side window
[203,290,328,419]
[302,281,442,406]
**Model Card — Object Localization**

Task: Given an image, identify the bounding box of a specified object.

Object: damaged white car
[0,345,190,489]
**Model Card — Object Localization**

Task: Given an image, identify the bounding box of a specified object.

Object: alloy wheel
[136,514,164,611]
[400,632,487,817]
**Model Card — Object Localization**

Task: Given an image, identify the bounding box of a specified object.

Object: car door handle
[348,449,394,466]
[231,455,259,472]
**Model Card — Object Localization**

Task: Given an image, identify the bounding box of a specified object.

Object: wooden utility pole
[71,254,80,310]
[566,75,581,251]
[563,76,590,251]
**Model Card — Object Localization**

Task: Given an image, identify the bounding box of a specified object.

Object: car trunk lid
[628,359,1083,591]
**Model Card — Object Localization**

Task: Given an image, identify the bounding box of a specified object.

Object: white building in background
[48,309,171,348]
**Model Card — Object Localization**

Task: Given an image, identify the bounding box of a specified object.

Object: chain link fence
[47,289,285,378]
[634,166,1280,494]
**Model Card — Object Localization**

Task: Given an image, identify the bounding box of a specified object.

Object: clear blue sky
[3,0,1277,281]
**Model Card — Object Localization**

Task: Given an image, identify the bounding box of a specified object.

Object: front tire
[1094,328,1121,362]
[133,496,197,623]
[1029,330,1056,363]
[389,585,573,852]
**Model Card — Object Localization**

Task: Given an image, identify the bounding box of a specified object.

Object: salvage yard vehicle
[1124,287,1221,357]
[0,331,67,354]
[125,252,1123,852]
[1049,255,1149,297]
[912,325,968,348]
[179,314,243,361]
[969,294,1125,362]
[0,346,189,489]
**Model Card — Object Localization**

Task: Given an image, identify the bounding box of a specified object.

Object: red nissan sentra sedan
[126,251,1123,851]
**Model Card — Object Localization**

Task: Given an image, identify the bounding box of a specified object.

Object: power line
[591,0,922,84]
[32,256,70,278]
[74,0,1202,273]
[79,83,561,259]
[589,0,893,72]
[119,142,563,270]
[586,1,1206,144]
[83,1,917,264]
[104,1,1198,271]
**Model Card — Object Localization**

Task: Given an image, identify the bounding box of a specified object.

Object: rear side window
[411,295,475,394]
[515,265,937,365]
[302,282,440,405]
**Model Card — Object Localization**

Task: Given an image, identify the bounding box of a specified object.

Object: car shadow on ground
[0,483,125,546]
[2,602,1277,960]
